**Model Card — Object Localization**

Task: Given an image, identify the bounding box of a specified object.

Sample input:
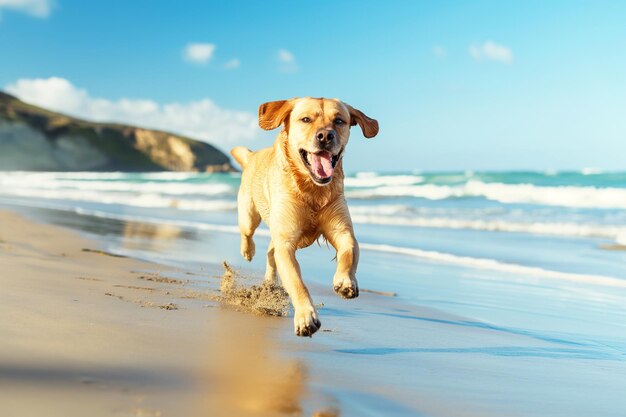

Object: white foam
[463,180,626,209]
[349,204,410,216]
[350,214,626,241]
[354,171,379,178]
[347,180,626,209]
[581,168,603,175]
[0,171,129,180]
[347,183,459,200]
[5,172,625,210]
[345,174,424,188]
[0,175,234,196]
[0,171,228,180]
[359,243,626,289]
[0,187,236,211]
[349,205,626,243]
[65,205,626,288]
[349,204,507,217]
[139,172,198,180]
[12,200,623,288]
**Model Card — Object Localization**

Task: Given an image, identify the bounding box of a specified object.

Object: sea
[1,169,626,415]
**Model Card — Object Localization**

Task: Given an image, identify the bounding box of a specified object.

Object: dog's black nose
[316,129,336,144]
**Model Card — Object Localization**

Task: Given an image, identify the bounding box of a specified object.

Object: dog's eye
[301,117,311,123]
[334,118,345,125]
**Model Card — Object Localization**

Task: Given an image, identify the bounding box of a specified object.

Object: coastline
[2,207,626,417]
[0,209,327,417]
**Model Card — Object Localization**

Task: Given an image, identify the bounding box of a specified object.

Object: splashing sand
[220,262,290,317]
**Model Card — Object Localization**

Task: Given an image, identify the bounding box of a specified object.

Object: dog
[231,97,379,337]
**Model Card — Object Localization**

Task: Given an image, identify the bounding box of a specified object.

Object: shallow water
[2,170,626,416]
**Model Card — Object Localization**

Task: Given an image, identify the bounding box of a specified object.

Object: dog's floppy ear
[258,100,293,130]
[347,105,379,139]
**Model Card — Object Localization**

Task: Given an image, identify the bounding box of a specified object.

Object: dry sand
[0,210,332,417]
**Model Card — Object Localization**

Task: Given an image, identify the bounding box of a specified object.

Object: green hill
[0,91,235,172]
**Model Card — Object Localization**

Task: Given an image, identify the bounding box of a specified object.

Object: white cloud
[0,0,53,17]
[223,58,240,69]
[5,77,258,144]
[277,49,295,63]
[184,43,216,64]
[469,41,513,64]
[432,45,446,58]
[277,48,298,72]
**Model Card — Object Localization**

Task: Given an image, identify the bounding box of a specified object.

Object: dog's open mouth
[299,149,341,185]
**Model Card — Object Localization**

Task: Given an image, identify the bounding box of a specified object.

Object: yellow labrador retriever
[231,97,378,337]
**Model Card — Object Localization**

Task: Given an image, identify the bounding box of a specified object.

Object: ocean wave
[349,204,509,217]
[53,206,626,288]
[4,172,626,209]
[139,172,200,180]
[0,188,237,211]
[348,204,626,242]
[581,168,604,175]
[0,171,130,180]
[0,171,232,180]
[347,184,455,200]
[0,176,235,196]
[346,180,626,209]
[349,204,412,216]
[350,213,626,241]
[344,174,424,188]
[359,243,626,289]
[14,202,622,287]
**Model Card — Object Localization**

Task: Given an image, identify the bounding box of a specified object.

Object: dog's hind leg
[237,189,261,262]
[264,239,277,284]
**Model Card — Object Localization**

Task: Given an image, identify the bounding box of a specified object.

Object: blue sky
[1,0,625,171]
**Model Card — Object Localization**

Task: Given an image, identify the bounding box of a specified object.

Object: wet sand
[0,210,326,417]
[2,208,626,417]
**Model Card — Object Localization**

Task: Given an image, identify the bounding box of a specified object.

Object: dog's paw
[294,307,321,337]
[240,237,255,261]
[333,275,359,299]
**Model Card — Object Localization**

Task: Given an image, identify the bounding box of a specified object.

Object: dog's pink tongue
[309,151,334,178]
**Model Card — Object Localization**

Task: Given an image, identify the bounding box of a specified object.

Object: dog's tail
[230,146,252,169]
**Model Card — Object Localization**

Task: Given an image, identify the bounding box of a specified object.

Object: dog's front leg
[272,238,321,337]
[322,200,360,299]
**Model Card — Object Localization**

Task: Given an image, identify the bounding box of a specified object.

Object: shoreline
[3,206,626,417]
[0,209,337,417]
[0,207,471,417]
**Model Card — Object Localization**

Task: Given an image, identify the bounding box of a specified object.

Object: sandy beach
[0,209,325,417]
[2,202,626,417]
[3,1,626,415]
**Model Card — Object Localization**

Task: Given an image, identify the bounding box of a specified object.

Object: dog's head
[259,97,379,186]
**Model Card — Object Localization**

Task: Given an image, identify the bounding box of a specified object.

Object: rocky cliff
[0,91,235,172]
